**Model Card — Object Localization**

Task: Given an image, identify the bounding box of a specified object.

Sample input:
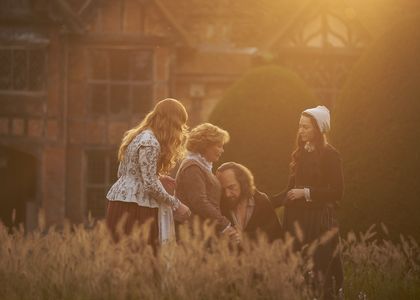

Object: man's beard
[227,195,243,209]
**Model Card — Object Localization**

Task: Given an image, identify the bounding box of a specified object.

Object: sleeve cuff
[304,188,312,202]
[171,197,181,211]
[221,223,232,233]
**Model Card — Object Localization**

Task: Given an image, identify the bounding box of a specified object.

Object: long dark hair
[289,112,328,176]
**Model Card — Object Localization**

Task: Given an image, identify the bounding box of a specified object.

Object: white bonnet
[302,105,330,133]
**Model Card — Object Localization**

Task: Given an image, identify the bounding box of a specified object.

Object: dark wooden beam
[69,32,174,46]
[52,0,85,34]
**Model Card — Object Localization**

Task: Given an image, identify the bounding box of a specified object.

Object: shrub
[333,15,420,240]
[209,66,317,195]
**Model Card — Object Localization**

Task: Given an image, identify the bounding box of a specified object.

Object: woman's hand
[286,188,305,201]
[174,202,191,223]
[159,175,176,196]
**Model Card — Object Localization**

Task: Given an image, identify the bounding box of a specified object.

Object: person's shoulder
[179,158,201,169]
[254,190,270,204]
[322,144,342,164]
[323,143,341,157]
[253,190,278,214]
[134,129,159,148]
[177,159,207,177]
[219,197,231,216]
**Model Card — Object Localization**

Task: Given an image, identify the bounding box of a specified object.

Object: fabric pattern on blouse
[106,129,180,210]
[106,129,181,244]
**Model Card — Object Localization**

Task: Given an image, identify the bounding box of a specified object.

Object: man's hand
[223,226,242,245]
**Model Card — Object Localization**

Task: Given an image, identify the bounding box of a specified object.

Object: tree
[209,66,316,195]
[333,15,420,240]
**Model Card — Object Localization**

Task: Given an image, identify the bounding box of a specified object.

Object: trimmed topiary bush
[209,66,317,195]
[334,15,420,240]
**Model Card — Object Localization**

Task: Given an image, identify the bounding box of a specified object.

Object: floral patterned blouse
[106,129,180,210]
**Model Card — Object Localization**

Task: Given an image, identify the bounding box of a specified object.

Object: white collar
[304,142,316,153]
[186,152,213,172]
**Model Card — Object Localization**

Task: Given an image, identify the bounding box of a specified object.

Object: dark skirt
[106,200,159,248]
[283,205,338,245]
[284,205,344,299]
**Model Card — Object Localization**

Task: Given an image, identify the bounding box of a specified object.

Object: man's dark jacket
[220,190,282,242]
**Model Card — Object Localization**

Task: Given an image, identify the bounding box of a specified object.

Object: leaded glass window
[0,47,46,92]
[87,48,153,117]
[85,149,118,218]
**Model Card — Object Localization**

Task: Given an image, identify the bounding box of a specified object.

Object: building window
[0,47,46,92]
[85,149,118,218]
[88,48,153,117]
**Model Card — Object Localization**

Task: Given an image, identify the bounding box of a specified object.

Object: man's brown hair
[217,162,256,199]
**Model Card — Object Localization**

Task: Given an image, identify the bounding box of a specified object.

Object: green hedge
[333,15,420,240]
[209,66,316,195]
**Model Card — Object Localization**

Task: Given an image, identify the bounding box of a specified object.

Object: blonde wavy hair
[118,98,188,174]
[187,123,230,155]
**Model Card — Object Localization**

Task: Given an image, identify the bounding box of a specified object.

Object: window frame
[83,147,119,219]
[86,46,155,119]
[0,45,47,96]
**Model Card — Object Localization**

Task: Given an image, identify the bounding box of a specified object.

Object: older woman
[175,123,237,239]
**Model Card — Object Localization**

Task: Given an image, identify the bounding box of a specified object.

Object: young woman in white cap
[272,105,344,299]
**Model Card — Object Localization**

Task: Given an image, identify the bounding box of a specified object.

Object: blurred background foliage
[209,66,316,195]
[333,14,420,240]
[205,3,420,240]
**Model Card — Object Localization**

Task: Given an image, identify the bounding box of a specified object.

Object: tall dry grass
[341,225,420,299]
[0,218,419,300]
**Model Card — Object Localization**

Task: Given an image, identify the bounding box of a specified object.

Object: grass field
[0,219,419,300]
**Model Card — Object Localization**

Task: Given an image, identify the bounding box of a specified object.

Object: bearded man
[216,162,282,242]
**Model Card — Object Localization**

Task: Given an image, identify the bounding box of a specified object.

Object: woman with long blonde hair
[106,98,191,247]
